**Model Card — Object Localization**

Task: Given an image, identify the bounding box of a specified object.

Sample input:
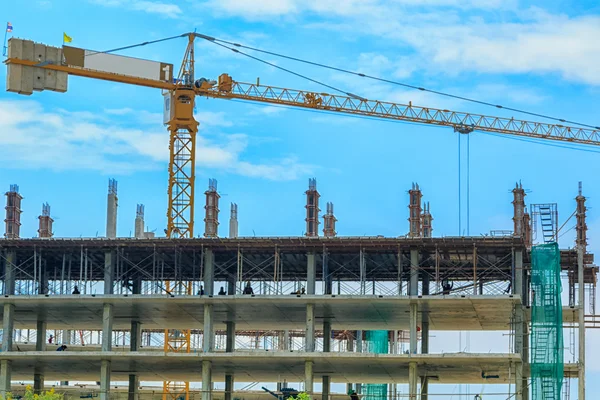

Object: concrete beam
[100,359,111,400]
[2,304,14,352]
[203,304,214,353]
[202,360,212,400]
[204,249,214,297]
[307,252,316,295]
[101,304,114,352]
[306,304,315,352]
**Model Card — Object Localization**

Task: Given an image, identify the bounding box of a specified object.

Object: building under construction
[0,178,596,400]
[3,33,600,400]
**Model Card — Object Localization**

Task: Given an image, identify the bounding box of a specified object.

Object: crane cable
[207,40,365,100]
[198,33,600,130]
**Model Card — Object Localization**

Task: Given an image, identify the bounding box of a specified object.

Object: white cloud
[0,100,316,180]
[204,0,600,86]
[89,0,182,18]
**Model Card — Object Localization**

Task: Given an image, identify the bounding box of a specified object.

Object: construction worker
[243,281,254,295]
[197,285,204,296]
[48,334,53,344]
[72,286,80,295]
[348,389,359,400]
[56,345,67,351]
[218,287,226,296]
[442,279,453,295]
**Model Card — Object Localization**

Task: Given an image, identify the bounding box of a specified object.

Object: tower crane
[5,32,600,400]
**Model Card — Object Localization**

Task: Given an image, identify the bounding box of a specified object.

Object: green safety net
[364,331,388,400]
[530,242,564,400]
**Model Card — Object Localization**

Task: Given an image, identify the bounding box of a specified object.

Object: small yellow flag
[63,32,72,43]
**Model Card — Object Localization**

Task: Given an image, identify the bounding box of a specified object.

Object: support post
[36,320,47,352]
[4,251,15,295]
[2,304,14,352]
[101,303,113,352]
[34,372,44,395]
[473,245,477,295]
[203,304,214,352]
[307,252,316,295]
[410,302,418,354]
[129,320,142,400]
[306,304,315,352]
[323,250,332,295]
[204,249,214,296]
[397,249,403,295]
[515,361,523,400]
[202,360,212,400]
[100,359,111,400]
[0,360,11,399]
[578,245,585,400]
[408,361,417,400]
[104,250,115,295]
[225,375,234,400]
[322,320,331,400]
[409,249,418,296]
[305,361,314,398]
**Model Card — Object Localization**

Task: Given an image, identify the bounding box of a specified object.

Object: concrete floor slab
[0,295,520,331]
[0,351,521,384]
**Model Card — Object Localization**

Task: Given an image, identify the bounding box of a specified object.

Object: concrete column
[128,375,139,400]
[104,251,115,295]
[227,277,236,296]
[322,321,331,400]
[101,303,114,352]
[514,249,523,297]
[322,376,330,400]
[203,304,214,352]
[409,249,419,296]
[36,320,47,351]
[204,249,214,296]
[132,276,142,295]
[306,304,315,352]
[106,190,117,239]
[129,320,141,400]
[226,321,236,352]
[202,360,212,400]
[60,329,71,385]
[34,372,44,394]
[578,245,585,400]
[323,251,332,295]
[304,360,314,397]
[225,375,234,400]
[323,321,331,352]
[2,304,14,352]
[408,361,417,400]
[515,361,523,400]
[307,252,316,295]
[409,303,418,354]
[283,330,290,351]
[0,360,12,399]
[100,359,111,400]
[4,251,16,295]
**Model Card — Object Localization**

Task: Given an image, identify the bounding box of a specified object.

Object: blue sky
[2,0,600,396]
